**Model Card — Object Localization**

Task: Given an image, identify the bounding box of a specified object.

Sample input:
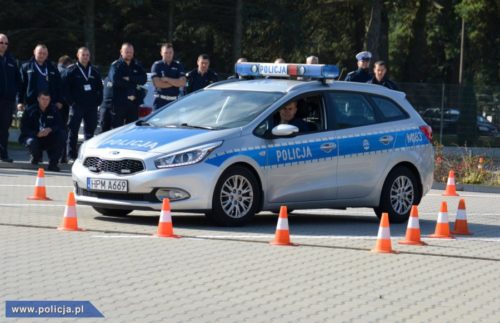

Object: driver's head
[279,101,298,123]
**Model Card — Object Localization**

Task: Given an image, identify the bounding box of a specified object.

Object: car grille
[75,186,159,202]
[83,157,145,175]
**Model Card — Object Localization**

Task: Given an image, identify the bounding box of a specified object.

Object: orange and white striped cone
[58,192,83,231]
[155,198,180,238]
[452,199,472,235]
[428,201,454,239]
[442,170,459,196]
[27,168,51,200]
[270,206,295,246]
[371,213,396,253]
[399,205,427,246]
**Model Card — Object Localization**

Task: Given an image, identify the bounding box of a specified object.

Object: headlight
[155,141,223,168]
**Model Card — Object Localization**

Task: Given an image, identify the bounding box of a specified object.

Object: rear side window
[328,92,376,129]
[371,96,408,121]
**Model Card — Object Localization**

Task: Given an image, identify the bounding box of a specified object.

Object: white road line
[0,203,89,207]
[0,184,73,188]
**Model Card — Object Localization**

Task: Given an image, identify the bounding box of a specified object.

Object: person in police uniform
[367,60,400,91]
[61,47,103,162]
[18,91,65,172]
[107,43,147,128]
[0,33,21,163]
[151,43,186,110]
[185,54,218,94]
[227,57,248,80]
[18,44,63,113]
[344,51,373,83]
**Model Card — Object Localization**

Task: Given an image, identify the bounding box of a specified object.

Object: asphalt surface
[1,168,500,322]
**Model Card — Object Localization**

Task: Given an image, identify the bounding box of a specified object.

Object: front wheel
[208,166,261,226]
[374,166,421,224]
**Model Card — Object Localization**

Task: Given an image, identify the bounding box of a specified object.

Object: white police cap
[355,51,372,61]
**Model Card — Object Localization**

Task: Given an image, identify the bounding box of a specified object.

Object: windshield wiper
[180,123,216,130]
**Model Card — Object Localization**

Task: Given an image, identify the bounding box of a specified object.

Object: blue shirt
[151,60,185,97]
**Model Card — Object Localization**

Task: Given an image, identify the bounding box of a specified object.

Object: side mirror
[271,124,299,136]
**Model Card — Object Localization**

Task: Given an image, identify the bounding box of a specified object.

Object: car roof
[209,78,406,98]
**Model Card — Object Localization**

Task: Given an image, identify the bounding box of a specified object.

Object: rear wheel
[92,207,132,217]
[374,166,421,224]
[207,165,261,226]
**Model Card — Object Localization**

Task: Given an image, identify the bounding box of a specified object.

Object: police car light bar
[235,62,339,79]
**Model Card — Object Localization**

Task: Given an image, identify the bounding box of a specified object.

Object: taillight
[139,105,153,118]
[419,125,433,142]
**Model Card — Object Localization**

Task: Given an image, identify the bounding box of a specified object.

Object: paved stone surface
[1,168,500,322]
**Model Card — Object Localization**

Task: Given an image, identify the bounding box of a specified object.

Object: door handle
[379,135,394,145]
[320,142,337,153]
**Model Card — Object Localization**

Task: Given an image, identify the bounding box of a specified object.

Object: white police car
[72,62,434,226]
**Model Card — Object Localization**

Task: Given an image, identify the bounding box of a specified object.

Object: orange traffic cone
[399,205,427,246]
[27,168,51,200]
[58,192,83,231]
[155,198,180,238]
[428,201,454,239]
[372,213,396,253]
[442,170,459,196]
[270,206,294,246]
[452,199,472,235]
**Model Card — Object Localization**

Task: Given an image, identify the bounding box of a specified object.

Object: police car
[72,62,434,226]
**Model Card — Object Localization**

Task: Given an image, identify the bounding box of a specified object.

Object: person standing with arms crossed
[61,47,103,162]
[0,33,21,162]
[107,43,147,128]
[151,43,185,110]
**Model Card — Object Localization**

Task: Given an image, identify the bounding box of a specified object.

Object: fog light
[155,188,190,202]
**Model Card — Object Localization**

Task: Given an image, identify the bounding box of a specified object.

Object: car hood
[86,124,240,154]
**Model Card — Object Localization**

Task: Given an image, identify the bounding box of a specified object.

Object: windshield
[147,89,283,129]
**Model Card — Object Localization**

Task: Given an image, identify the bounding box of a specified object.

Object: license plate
[87,178,128,192]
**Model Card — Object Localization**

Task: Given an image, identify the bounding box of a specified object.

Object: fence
[399,82,500,146]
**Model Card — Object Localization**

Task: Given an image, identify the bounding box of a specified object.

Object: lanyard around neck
[77,63,92,81]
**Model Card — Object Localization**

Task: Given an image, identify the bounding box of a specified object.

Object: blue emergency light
[235,62,339,79]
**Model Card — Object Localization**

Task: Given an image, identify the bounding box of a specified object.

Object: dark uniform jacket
[345,68,372,83]
[19,103,63,144]
[186,69,218,94]
[151,60,185,97]
[0,52,21,101]
[19,58,62,105]
[107,57,147,107]
[367,77,400,91]
[62,62,103,107]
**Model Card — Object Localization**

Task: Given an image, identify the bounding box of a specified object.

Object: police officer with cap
[0,33,21,163]
[151,43,186,110]
[185,54,218,94]
[18,91,65,172]
[61,47,103,162]
[107,42,147,128]
[345,51,373,83]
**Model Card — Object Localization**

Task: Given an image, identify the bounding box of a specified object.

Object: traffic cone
[399,205,427,246]
[428,201,454,239]
[442,170,459,196]
[58,192,83,231]
[155,198,180,238]
[371,213,396,253]
[270,206,294,246]
[452,199,472,235]
[27,168,51,200]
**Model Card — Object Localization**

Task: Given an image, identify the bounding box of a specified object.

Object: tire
[208,165,261,226]
[92,207,132,217]
[374,166,421,224]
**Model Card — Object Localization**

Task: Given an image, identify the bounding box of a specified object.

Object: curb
[432,182,500,194]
